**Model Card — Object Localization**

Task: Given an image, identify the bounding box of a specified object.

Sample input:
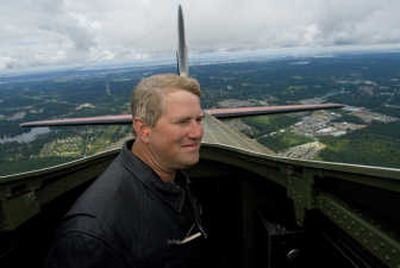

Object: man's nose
[188,120,203,139]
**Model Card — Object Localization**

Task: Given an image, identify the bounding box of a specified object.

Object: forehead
[164,89,199,103]
[162,90,201,114]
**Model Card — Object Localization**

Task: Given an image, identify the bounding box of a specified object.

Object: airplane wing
[206,103,343,118]
[20,103,343,127]
[20,114,132,127]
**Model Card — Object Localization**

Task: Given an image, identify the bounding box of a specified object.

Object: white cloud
[1,0,400,71]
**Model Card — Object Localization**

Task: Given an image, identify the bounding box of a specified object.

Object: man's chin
[179,156,200,169]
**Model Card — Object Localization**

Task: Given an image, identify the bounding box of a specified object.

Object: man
[47,73,206,268]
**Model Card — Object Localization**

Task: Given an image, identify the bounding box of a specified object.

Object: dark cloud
[1,0,400,71]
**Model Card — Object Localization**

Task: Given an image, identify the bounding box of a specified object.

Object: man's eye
[177,119,190,125]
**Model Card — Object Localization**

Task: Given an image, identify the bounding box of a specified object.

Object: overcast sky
[1,0,400,72]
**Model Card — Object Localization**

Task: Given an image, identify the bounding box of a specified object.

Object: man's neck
[131,141,176,183]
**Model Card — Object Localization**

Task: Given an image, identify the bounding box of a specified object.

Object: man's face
[147,90,204,170]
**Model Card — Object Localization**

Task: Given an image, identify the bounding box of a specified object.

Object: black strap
[183,174,208,239]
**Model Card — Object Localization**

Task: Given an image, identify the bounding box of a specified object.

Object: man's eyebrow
[172,113,204,123]
[172,116,193,122]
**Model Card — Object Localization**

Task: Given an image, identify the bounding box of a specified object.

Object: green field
[1,52,400,174]
[319,122,400,168]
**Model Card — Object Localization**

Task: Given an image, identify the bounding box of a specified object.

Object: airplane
[0,5,399,268]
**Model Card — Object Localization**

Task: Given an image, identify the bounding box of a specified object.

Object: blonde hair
[131,73,201,127]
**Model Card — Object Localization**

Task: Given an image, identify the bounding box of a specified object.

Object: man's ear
[133,118,151,143]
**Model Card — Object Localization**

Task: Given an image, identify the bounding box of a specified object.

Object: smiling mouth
[181,143,200,149]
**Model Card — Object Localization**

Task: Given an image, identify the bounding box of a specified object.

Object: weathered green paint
[286,167,315,225]
[0,191,40,231]
[0,149,119,231]
[317,194,400,268]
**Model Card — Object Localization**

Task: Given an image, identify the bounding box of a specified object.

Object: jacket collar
[120,140,187,213]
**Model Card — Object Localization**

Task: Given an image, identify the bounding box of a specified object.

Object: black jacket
[47,140,205,268]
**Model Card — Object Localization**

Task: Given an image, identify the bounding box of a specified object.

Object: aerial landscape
[1,1,400,268]
[1,51,399,175]
[1,0,399,175]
